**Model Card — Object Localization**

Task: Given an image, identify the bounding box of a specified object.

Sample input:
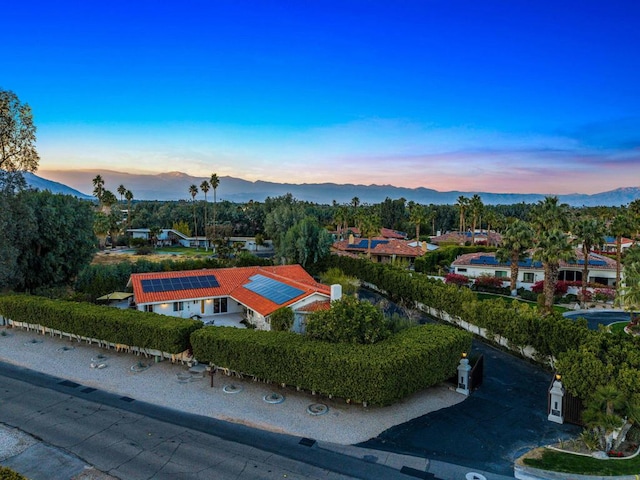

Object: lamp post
[548,373,565,424]
[456,352,471,396]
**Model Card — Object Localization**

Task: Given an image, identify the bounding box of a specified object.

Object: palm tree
[117,184,126,205]
[200,180,210,250]
[359,213,381,258]
[573,217,606,307]
[125,189,134,231]
[610,212,630,289]
[92,175,105,205]
[210,173,220,246]
[533,229,575,314]
[530,197,574,314]
[615,261,640,321]
[409,203,426,243]
[496,219,535,296]
[456,195,469,234]
[469,194,483,244]
[484,209,498,246]
[189,184,198,245]
[334,205,349,240]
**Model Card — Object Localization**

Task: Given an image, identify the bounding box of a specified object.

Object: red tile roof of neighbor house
[451,250,617,270]
[128,265,331,317]
[296,300,331,312]
[332,237,425,258]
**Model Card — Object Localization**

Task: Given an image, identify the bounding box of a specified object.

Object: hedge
[0,467,28,480]
[0,295,202,354]
[191,324,472,406]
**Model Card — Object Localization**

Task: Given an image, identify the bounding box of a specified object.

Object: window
[559,270,582,282]
[214,298,228,314]
[523,272,534,283]
[173,301,184,312]
[144,304,154,313]
[495,271,507,278]
[458,268,467,273]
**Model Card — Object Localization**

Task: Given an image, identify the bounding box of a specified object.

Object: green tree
[269,307,294,332]
[210,173,220,246]
[189,184,198,241]
[200,180,210,250]
[124,189,134,232]
[117,184,126,204]
[610,212,631,289]
[615,261,640,319]
[358,211,381,257]
[13,191,95,291]
[573,217,606,307]
[306,295,390,344]
[92,175,105,205]
[469,194,484,244]
[456,195,469,233]
[319,267,359,296]
[530,197,573,314]
[409,203,426,241]
[172,220,191,237]
[280,216,332,267]
[0,89,39,191]
[496,219,535,296]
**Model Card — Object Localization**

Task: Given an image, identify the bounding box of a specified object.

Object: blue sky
[3,1,640,194]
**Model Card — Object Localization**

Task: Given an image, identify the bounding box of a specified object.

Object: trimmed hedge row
[0,295,202,354]
[191,324,472,406]
[0,466,28,480]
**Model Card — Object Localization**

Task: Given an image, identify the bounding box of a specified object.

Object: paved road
[0,362,452,480]
[360,339,581,476]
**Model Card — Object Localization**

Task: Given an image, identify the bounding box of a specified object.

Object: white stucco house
[127,265,337,332]
[451,249,619,288]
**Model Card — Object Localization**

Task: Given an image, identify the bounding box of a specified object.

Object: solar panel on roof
[141,274,219,293]
[244,274,304,305]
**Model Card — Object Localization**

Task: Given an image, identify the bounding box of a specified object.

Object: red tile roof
[296,300,331,312]
[129,265,331,317]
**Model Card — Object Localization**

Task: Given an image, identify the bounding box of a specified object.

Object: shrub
[593,288,615,302]
[306,296,390,344]
[269,307,294,332]
[444,273,470,287]
[531,280,569,296]
[0,466,28,480]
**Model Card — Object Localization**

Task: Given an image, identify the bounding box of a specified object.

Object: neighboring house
[332,234,426,266]
[334,227,407,241]
[127,229,274,252]
[127,265,336,331]
[596,236,634,254]
[451,250,618,288]
[430,230,502,246]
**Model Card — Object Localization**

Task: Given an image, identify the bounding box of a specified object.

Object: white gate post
[548,374,565,424]
[456,353,472,396]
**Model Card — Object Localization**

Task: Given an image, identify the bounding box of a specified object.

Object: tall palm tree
[359,213,381,258]
[573,217,606,307]
[117,184,126,205]
[530,196,571,234]
[484,209,498,246]
[610,212,631,289]
[456,195,469,234]
[210,173,220,245]
[469,194,483,244]
[189,184,198,245]
[334,205,349,240]
[92,175,105,205]
[496,219,535,296]
[409,203,426,243]
[533,229,575,314]
[200,180,210,250]
[124,189,133,230]
[615,261,640,320]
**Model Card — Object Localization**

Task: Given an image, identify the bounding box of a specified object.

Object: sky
[3,1,640,194]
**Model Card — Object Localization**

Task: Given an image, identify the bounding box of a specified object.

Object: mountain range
[30,169,640,207]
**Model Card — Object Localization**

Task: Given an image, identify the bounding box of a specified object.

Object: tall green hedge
[0,295,201,353]
[191,324,472,406]
[0,466,28,480]
[414,245,497,274]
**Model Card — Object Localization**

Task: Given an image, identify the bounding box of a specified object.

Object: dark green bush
[269,307,294,332]
[0,466,28,480]
[0,295,201,353]
[191,324,472,406]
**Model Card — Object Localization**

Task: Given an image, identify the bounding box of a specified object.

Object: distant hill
[36,169,640,207]
[23,172,93,199]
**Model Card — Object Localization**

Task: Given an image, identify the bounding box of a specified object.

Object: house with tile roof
[451,250,618,288]
[127,265,336,331]
[430,230,502,246]
[331,234,426,267]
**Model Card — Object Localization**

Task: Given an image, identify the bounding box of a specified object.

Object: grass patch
[608,321,629,335]
[523,448,640,476]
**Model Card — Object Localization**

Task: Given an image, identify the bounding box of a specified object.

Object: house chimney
[348,233,355,245]
[331,284,342,302]
[421,241,427,252]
